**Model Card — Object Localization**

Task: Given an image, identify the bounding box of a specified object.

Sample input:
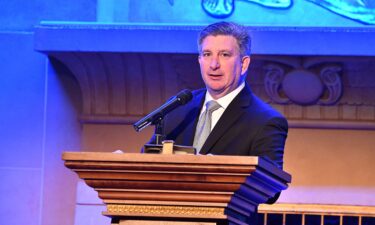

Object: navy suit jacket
[150,83,288,169]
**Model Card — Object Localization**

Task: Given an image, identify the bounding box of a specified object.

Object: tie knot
[206,100,221,113]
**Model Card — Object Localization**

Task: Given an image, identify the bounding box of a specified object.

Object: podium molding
[63,152,291,225]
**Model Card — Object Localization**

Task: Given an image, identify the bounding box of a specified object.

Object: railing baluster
[339,215,343,225]
[264,212,267,225]
[302,214,305,225]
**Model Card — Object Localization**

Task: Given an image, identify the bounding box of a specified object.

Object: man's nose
[209,57,220,69]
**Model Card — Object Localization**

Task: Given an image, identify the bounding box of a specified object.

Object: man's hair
[198,22,251,56]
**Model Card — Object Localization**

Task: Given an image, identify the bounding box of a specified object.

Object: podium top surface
[63,152,260,164]
[62,152,291,182]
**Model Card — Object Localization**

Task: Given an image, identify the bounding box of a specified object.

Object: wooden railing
[258,203,375,225]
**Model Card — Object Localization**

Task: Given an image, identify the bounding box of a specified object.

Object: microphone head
[176,89,193,105]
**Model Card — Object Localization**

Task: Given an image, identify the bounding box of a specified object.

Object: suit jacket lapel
[199,85,253,155]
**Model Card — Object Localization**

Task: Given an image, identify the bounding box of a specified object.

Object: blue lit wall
[0,1,95,225]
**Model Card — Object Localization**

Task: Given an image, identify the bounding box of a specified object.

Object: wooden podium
[63,152,291,225]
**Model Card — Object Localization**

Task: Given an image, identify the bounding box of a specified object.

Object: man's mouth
[209,73,222,77]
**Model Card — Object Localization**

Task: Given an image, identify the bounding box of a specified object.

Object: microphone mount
[133,89,193,145]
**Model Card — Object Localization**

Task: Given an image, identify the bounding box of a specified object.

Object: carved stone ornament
[46,50,375,129]
[264,64,289,104]
[264,63,343,106]
[200,0,375,25]
[318,65,343,105]
[201,0,292,18]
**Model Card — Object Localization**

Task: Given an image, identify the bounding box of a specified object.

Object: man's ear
[241,56,251,75]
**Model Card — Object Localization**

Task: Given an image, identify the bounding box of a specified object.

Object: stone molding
[35,23,375,56]
[49,53,375,129]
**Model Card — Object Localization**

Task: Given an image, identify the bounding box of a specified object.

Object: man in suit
[150,21,288,170]
[145,23,288,224]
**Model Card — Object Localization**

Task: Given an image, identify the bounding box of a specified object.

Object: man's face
[198,35,250,99]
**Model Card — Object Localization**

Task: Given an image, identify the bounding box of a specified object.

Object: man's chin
[207,87,228,98]
[207,86,224,93]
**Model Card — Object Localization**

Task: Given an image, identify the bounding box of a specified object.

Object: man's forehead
[202,34,236,42]
[200,35,240,53]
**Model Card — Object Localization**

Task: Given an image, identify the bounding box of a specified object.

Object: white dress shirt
[199,82,245,131]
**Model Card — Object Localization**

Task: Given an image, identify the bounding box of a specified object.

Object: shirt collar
[204,82,245,110]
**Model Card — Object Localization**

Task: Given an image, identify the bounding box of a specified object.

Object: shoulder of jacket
[192,88,206,96]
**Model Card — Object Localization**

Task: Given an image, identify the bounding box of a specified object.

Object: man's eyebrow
[201,49,233,52]
[218,49,233,53]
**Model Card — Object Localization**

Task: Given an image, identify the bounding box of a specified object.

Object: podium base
[116,221,216,225]
[110,217,231,225]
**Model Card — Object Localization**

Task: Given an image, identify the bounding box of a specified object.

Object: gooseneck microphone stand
[153,116,165,145]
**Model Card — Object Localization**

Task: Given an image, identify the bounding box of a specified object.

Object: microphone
[133,89,193,132]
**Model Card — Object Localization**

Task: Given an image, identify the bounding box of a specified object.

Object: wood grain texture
[63,152,291,223]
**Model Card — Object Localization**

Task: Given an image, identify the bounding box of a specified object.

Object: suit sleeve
[251,116,288,169]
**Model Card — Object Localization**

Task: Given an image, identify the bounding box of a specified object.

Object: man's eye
[221,52,231,57]
[202,52,211,57]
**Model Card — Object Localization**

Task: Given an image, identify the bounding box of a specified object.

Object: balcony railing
[258,203,375,225]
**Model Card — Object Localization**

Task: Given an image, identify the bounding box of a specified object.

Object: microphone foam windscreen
[176,89,193,105]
